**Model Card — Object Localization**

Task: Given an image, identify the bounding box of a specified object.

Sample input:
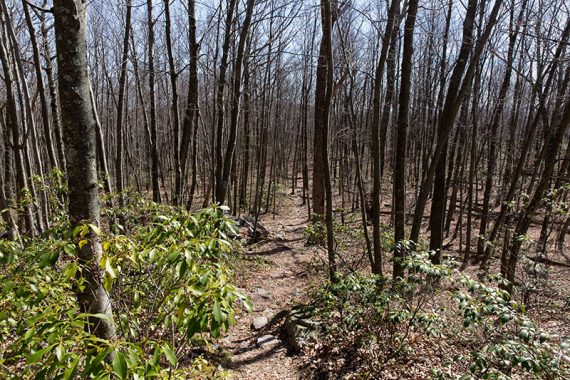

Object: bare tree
[393,0,418,277]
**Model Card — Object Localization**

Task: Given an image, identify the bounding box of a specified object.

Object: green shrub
[303,220,326,245]
[304,251,568,379]
[0,199,247,379]
[454,274,566,379]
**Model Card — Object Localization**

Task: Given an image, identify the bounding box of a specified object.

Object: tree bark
[53,0,116,342]
[147,0,161,203]
[164,0,182,206]
[320,0,337,282]
[371,0,399,275]
[180,0,200,209]
[394,0,418,277]
[312,2,340,217]
[115,0,132,201]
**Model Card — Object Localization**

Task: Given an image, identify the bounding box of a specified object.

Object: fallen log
[528,256,570,268]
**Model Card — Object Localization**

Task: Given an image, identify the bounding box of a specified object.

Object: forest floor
[217,191,570,379]
[221,192,321,379]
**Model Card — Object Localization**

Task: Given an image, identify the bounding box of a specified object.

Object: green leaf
[27,344,55,364]
[105,259,117,279]
[167,250,180,263]
[519,329,530,341]
[33,369,47,380]
[88,224,101,235]
[78,239,88,249]
[187,286,204,296]
[63,244,76,256]
[112,351,128,380]
[24,328,36,341]
[55,343,64,362]
[39,251,60,268]
[151,346,161,366]
[81,347,111,377]
[63,355,80,380]
[187,314,208,338]
[103,273,114,292]
[148,248,157,263]
[242,298,253,313]
[177,260,188,278]
[72,225,83,238]
[162,344,178,367]
[211,320,222,338]
[63,262,79,281]
[212,300,225,323]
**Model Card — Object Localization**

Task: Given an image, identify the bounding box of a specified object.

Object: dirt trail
[221,194,321,379]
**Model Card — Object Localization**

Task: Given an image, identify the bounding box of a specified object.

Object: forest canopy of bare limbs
[0,0,569,378]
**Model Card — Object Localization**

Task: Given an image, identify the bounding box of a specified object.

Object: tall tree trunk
[53,0,116,342]
[217,0,256,205]
[115,0,132,201]
[91,85,113,195]
[319,0,337,282]
[371,0,399,275]
[0,131,19,242]
[302,13,317,215]
[428,142,448,264]
[347,86,373,269]
[164,0,182,206]
[22,0,58,169]
[214,0,238,204]
[463,82,479,268]
[147,0,161,203]
[39,3,66,169]
[129,30,152,195]
[1,0,46,233]
[181,0,200,209]
[379,38,397,179]
[239,51,251,210]
[394,0,418,277]
[312,2,340,217]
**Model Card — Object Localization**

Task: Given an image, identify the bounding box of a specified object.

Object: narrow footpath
[221,193,322,379]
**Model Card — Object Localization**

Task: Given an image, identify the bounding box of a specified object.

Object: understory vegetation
[0,194,248,379]
[302,250,569,379]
